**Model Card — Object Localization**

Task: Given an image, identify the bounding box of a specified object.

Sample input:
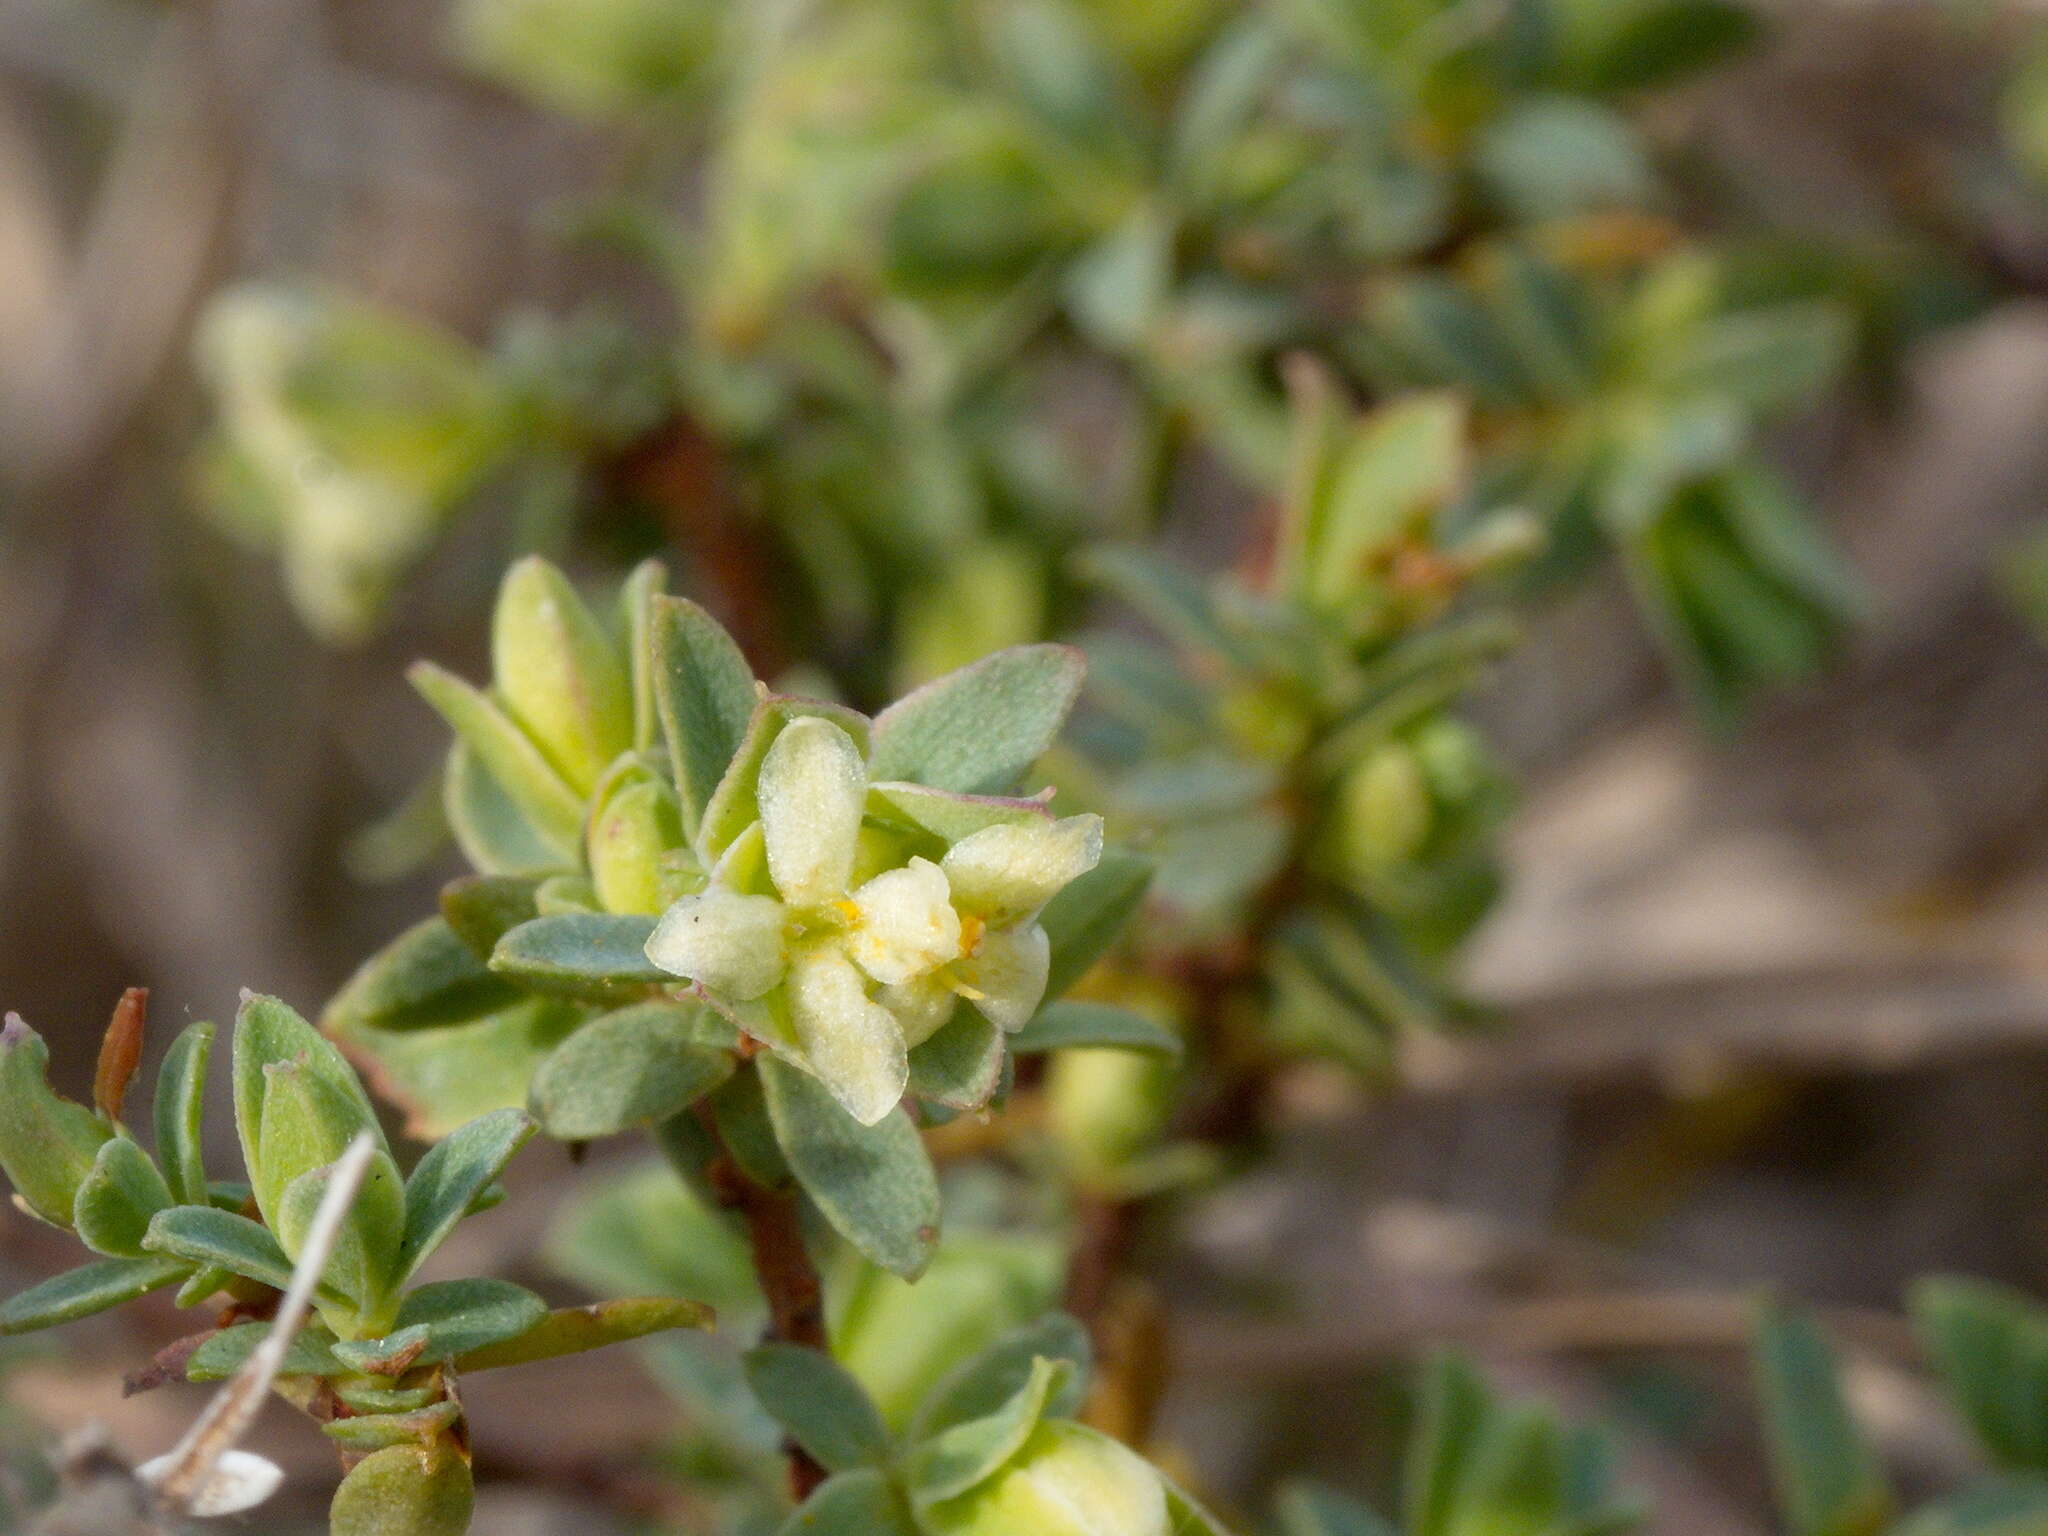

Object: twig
[696,1107,830,1502]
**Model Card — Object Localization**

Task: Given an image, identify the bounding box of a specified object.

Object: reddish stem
[699,1112,831,1502]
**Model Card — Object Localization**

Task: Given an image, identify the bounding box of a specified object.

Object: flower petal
[846,857,962,986]
[879,972,958,1049]
[646,890,788,1000]
[787,945,908,1126]
[941,815,1103,924]
[957,923,1050,1032]
[758,717,866,907]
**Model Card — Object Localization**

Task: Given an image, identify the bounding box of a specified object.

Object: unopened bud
[329,1437,474,1536]
[588,774,686,915]
[922,1421,1169,1536]
[1334,741,1433,879]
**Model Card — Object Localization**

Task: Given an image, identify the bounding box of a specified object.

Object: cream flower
[939,815,1102,1031]
[646,715,1105,1125]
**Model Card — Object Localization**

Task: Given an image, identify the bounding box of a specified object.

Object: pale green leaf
[868,645,1085,795]
[1038,851,1151,1000]
[453,1296,714,1372]
[1753,1301,1891,1536]
[1010,1002,1181,1059]
[911,1313,1091,1444]
[325,917,523,1034]
[529,1002,735,1139]
[0,1255,187,1335]
[153,1021,213,1205]
[398,1107,535,1282]
[759,1056,939,1280]
[143,1206,300,1293]
[489,913,667,997]
[745,1342,892,1472]
[649,594,759,836]
[776,1467,919,1536]
[72,1137,175,1259]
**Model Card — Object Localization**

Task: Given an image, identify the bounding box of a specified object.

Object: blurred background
[8,0,2048,1530]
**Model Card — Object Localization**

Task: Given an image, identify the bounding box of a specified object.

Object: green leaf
[909,1354,1069,1506]
[908,1010,1005,1110]
[1893,1478,2048,1536]
[1660,303,1849,416]
[439,874,543,958]
[1752,1301,1892,1536]
[867,783,1055,846]
[337,1278,548,1369]
[232,993,388,1188]
[649,595,759,837]
[452,1295,714,1372]
[1572,0,1761,93]
[711,1067,791,1188]
[323,1400,464,1451]
[0,1255,187,1335]
[759,1056,940,1281]
[745,1342,892,1472]
[1037,851,1152,1001]
[1312,394,1465,611]
[153,1021,213,1205]
[867,645,1085,796]
[330,996,582,1140]
[144,1206,300,1293]
[1066,207,1174,353]
[1277,1482,1397,1536]
[1170,18,1287,197]
[277,1149,406,1314]
[398,1108,535,1283]
[1165,1473,1244,1536]
[253,1055,380,1232]
[699,696,874,862]
[329,1441,474,1536]
[491,556,633,796]
[0,1014,112,1226]
[1911,1277,2048,1472]
[1445,1405,1570,1536]
[186,1320,343,1381]
[1010,1002,1181,1059]
[529,1002,735,1139]
[991,0,1133,146]
[777,1467,919,1536]
[489,913,666,997]
[443,740,568,877]
[326,917,524,1034]
[410,661,585,858]
[1080,547,1257,675]
[1474,98,1653,224]
[912,1313,1092,1444]
[1407,1354,1492,1536]
[72,1137,175,1259]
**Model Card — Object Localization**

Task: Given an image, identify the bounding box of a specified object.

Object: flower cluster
[647,713,1102,1125]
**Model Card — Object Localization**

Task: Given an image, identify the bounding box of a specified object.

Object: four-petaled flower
[645,716,1102,1125]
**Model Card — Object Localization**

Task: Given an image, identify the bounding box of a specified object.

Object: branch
[697,1108,830,1503]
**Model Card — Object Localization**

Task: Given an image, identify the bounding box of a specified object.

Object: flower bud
[329,1438,474,1536]
[0,1015,112,1226]
[1047,1046,1176,1185]
[921,1421,1169,1536]
[1332,740,1433,880]
[588,773,686,915]
[491,556,633,795]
